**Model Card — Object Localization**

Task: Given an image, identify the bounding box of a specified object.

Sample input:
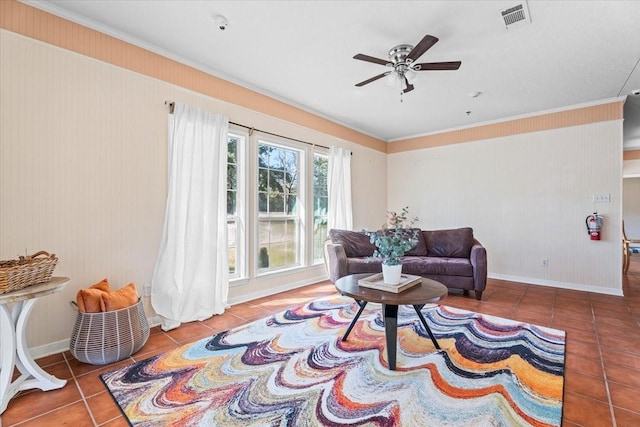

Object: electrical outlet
[593,193,610,203]
[143,284,151,297]
[542,258,548,268]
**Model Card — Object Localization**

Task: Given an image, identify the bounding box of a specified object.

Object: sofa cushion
[329,229,375,257]
[400,256,473,276]
[404,228,428,256]
[346,257,382,275]
[423,227,474,258]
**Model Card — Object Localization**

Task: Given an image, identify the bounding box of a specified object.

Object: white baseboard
[488,273,624,296]
[33,272,616,359]
[29,276,328,360]
[29,315,163,360]
[227,274,329,305]
[29,338,71,360]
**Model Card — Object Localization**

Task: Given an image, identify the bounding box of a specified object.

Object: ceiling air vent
[500,3,531,29]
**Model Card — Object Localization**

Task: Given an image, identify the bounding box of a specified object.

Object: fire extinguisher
[585,212,603,240]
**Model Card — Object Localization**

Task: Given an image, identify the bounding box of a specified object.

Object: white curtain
[328,146,353,230]
[151,103,229,331]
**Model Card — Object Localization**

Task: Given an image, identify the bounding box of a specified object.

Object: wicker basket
[0,251,58,294]
[69,298,150,365]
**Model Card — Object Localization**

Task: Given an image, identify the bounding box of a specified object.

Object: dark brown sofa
[325,227,487,300]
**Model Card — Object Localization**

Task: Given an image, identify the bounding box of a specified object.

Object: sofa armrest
[324,242,348,283]
[470,239,487,292]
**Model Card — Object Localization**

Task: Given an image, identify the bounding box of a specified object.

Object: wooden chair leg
[624,248,630,274]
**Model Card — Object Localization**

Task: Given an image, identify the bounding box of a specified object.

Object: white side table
[0,277,70,414]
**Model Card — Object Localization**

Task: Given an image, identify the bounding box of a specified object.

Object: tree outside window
[257,142,301,272]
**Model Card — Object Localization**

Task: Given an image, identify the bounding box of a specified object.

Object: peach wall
[389,102,624,153]
[624,149,640,161]
[0,0,386,153]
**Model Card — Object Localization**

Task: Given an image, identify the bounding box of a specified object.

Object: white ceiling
[26,0,640,146]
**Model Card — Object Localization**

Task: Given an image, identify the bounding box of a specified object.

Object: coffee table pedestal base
[341,301,441,370]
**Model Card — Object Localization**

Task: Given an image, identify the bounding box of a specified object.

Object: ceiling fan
[354,34,461,95]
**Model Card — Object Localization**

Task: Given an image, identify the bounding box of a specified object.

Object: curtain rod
[164,101,331,151]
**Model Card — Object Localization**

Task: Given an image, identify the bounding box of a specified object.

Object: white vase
[382,263,403,285]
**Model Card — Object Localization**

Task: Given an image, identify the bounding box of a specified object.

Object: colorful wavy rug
[101,295,565,426]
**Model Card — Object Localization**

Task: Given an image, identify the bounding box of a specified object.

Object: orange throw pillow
[76,279,111,313]
[100,283,139,312]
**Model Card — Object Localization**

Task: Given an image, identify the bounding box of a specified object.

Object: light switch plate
[593,193,610,203]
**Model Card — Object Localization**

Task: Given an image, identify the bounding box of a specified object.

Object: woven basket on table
[69,298,150,365]
[0,251,58,294]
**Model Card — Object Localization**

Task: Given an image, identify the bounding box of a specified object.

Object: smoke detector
[500,2,531,29]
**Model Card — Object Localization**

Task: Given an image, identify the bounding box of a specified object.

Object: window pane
[287,194,297,215]
[227,191,236,215]
[258,145,271,169]
[269,243,287,268]
[258,168,268,191]
[227,164,237,189]
[270,170,285,192]
[287,172,297,195]
[313,153,329,263]
[228,220,237,274]
[257,141,301,273]
[227,133,245,279]
[227,137,237,163]
[269,192,284,213]
[258,192,268,213]
[270,219,285,241]
[269,147,284,169]
[314,156,328,196]
[284,219,298,264]
[259,221,270,245]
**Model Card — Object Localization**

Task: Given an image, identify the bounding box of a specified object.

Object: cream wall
[623,177,640,236]
[388,120,623,294]
[624,159,640,177]
[0,30,387,354]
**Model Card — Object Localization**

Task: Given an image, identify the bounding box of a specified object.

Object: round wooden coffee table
[334,273,447,370]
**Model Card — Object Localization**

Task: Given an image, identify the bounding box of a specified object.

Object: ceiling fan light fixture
[405,69,417,84]
[353,34,461,96]
[386,72,400,86]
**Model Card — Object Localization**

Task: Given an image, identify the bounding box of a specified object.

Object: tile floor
[2,261,640,426]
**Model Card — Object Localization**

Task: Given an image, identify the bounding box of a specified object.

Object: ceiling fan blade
[403,76,415,93]
[407,35,438,62]
[414,61,462,71]
[353,54,391,66]
[355,72,389,87]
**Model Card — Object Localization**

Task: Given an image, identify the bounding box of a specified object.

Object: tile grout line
[62,352,100,427]
[6,355,98,427]
[590,302,617,427]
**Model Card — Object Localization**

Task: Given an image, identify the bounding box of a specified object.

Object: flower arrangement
[362,207,419,266]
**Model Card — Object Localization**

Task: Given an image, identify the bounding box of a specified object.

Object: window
[313,153,328,264]
[257,141,303,273]
[227,132,246,279]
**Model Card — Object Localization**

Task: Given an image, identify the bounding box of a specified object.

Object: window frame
[227,129,248,283]
[254,137,307,276]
